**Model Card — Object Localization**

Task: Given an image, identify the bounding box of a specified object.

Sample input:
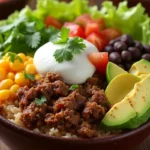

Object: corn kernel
[0,90,10,101]
[0,59,10,70]
[25,64,36,74]
[0,68,7,81]
[10,84,20,96]
[7,72,15,80]
[0,79,14,90]
[2,55,9,62]
[15,72,30,86]
[28,58,33,64]
[17,53,26,62]
[35,74,41,81]
[10,59,24,72]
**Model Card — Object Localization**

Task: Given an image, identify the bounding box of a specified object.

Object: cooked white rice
[1,102,121,138]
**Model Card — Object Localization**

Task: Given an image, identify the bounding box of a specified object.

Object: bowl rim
[0,0,25,5]
[0,115,150,144]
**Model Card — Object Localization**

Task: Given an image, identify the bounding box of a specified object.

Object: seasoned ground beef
[78,121,98,138]
[21,103,48,129]
[16,73,109,138]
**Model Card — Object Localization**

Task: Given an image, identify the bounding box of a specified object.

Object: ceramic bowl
[0,115,150,150]
[0,0,26,20]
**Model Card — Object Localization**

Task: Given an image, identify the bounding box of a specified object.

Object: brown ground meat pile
[17,73,109,138]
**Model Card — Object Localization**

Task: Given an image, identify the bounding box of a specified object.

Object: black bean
[114,41,127,52]
[118,64,125,69]
[134,41,143,52]
[109,37,121,46]
[109,52,122,64]
[121,34,133,46]
[142,53,150,61]
[124,62,134,71]
[104,45,114,54]
[143,45,150,53]
[128,47,141,60]
[121,51,132,62]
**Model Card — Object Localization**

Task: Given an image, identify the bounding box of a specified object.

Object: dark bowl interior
[0,0,27,20]
[0,115,150,150]
[0,0,150,150]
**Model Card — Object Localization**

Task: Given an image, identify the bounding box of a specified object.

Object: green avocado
[105,73,140,104]
[102,74,150,129]
[129,59,150,76]
[106,62,127,83]
[125,74,150,128]
[101,98,136,128]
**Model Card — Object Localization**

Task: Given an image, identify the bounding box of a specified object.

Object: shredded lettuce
[98,1,150,44]
[33,0,100,21]
[1,0,150,45]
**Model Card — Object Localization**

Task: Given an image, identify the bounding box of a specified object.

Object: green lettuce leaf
[99,1,150,44]
[33,0,99,21]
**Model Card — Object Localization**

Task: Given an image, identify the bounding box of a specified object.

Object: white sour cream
[34,39,98,84]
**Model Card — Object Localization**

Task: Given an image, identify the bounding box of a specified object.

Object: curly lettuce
[98,1,150,44]
[33,0,100,21]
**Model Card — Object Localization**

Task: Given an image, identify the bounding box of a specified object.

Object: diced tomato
[88,52,108,75]
[64,22,85,38]
[74,14,92,27]
[97,18,106,30]
[101,28,122,41]
[85,21,101,37]
[86,33,108,51]
[44,16,63,29]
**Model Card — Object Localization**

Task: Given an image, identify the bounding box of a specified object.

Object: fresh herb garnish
[7,52,23,63]
[69,84,79,91]
[54,27,69,44]
[35,95,47,106]
[24,71,35,80]
[0,7,59,55]
[53,27,86,63]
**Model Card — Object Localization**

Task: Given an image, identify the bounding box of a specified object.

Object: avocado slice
[106,62,127,83]
[139,74,148,79]
[102,98,136,128]
[102,74,150,129]
[105,73,140,104]
[125,74,150,128]
[129,59,150,76]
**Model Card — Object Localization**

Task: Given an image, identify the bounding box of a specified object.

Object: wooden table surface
[0,135,150,150]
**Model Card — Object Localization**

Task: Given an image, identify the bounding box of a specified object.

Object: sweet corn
[17,53,26,62]
[25,64,36,74]
[0,79,14,90]
[0,90,10,101]
[35,74,41,81]
[28,58,33,64]
[10,84,20,96]
[0,60,10,70]
[7,72,15,80]
[10,59,24,72]
[15,72,30,86]
[0,68,7,81]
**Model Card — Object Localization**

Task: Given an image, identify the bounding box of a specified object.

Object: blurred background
[0,0,150,20]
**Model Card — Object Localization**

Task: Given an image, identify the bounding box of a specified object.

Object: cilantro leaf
[68,38,86,54]
[54,27,69,44]
[0,7,60,55]
[24,71,35,80]
[53,47,73,62]
[35,95,47,106]
[69,84,79,91]
[26,32,41,48]
[7,52,23,63]
[53,27,86,63]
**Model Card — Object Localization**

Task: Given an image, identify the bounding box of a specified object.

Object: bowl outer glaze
[0,115,150,150]
[0,0,26,19]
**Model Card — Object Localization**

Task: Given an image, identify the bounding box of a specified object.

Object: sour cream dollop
[34,39,98,84]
